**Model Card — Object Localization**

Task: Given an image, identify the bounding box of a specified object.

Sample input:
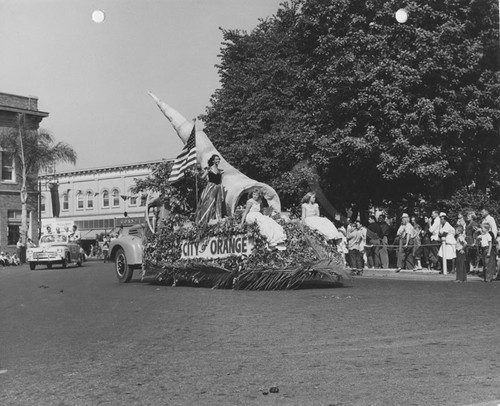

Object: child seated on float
[301,192,341,243]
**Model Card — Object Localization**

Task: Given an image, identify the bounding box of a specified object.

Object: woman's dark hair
[249,188,262,200]
[301,192,315,204]
[208,154,219,167]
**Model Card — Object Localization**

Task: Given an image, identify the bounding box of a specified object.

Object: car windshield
[40,234,67,244]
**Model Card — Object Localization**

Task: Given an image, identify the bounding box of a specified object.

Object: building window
[87,191,94,209]
[41,196,46,213]
[102,190,109,208]
[7,210,23,245]
[128,190,137,206]
[62,193,69,211]
[1,151,15,182]
[76,192,84,210]
[112,189,120,207]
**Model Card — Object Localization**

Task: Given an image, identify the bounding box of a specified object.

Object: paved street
[1,261,500,405]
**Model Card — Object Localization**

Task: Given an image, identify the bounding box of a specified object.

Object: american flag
[167,122,197,184]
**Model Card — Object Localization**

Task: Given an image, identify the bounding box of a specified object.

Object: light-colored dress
[438,222,456,259]
[302,203,340,240]
[245,199,286,246]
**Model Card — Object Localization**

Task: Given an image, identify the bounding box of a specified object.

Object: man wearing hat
[480,208,497,238]
[395,213,416,272]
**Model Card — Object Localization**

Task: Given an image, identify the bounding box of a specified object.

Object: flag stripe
[168,154,196,181]
[168,123,197,184]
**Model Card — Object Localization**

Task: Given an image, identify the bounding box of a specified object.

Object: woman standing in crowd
[413,223,423,270]
[377,215,390,269]
[365,215,382,268]
[420,214,432,270]
[456,213,467,229]
[465,211,480,273]
[438,213,456,272]
[455,225,467,282]
[196,154,226,226]
[241,188,286,250]
[301,192,340,242]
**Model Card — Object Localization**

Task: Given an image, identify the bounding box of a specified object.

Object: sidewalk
[354,267,487,282]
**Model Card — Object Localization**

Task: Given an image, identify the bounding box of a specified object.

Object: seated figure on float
[241,188,286,250]
[301,192,342,243]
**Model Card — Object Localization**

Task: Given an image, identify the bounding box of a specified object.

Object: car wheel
[29,262,36,270]
[115,248,133,283]
[61,255,68,269]
[47,263,53,269]
[77,254,83,267]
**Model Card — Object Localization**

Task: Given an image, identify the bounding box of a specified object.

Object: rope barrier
[347,240,490,275]
[363,242,471,248]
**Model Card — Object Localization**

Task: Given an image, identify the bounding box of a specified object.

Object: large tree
[202,0,500,214]
[0,114,77,243]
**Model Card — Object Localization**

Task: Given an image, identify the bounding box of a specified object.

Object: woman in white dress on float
[301,192,340,241]
[241,188,286,249]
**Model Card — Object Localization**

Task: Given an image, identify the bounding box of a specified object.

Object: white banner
[181,235,253,259]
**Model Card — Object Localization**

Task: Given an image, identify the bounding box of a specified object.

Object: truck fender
[109,237,143,267]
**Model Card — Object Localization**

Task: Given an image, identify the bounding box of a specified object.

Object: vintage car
[108,224,145,283]
[27,234,84,270]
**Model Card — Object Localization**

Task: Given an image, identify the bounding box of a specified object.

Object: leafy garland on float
[143,211,343,274]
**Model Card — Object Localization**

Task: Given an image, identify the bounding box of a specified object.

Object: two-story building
[39,160,166,252]
[0,92,49,253]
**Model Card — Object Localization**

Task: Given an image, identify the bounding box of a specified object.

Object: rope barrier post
[442,240,447,275]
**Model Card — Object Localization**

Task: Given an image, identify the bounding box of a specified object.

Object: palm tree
[0,113,77,244]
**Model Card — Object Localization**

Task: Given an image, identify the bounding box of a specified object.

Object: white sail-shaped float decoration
[149,92,281,215]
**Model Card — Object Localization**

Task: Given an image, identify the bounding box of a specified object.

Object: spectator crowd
[344,208,499,282]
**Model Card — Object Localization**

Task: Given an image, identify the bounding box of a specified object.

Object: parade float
[109,93,350,290]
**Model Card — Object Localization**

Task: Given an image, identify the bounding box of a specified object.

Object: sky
[0,0,284,172]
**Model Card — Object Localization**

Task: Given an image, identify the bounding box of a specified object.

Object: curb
[353,268,487,282]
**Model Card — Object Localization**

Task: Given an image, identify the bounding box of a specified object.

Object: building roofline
[0,91,39,99]
[0,105,49,117]
[39,159,173,179]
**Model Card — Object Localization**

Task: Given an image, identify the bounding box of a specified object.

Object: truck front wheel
[115,248,133,283]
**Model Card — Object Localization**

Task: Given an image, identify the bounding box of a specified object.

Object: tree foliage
[0,114,77,242]
[201,0,500,213]
[131,160,199,223]
[0,116,77,189]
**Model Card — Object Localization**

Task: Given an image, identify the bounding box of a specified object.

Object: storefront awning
[80,229,112,240]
